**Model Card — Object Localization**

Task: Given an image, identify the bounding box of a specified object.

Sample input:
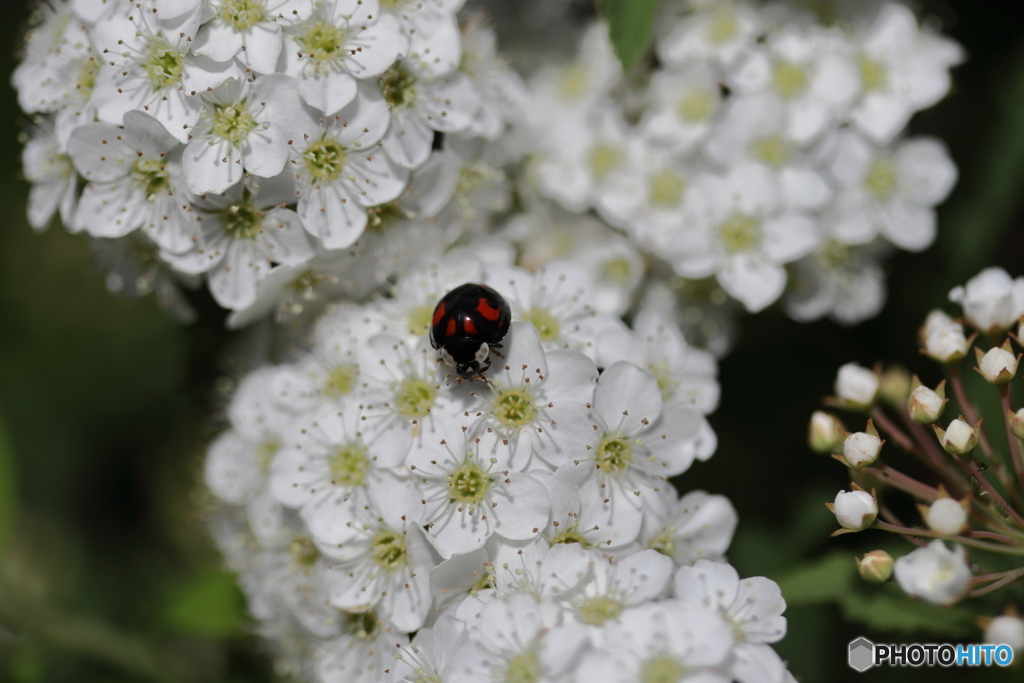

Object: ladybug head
[440,337,492,378]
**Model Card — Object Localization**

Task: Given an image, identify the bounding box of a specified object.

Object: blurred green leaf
[0,415,13,557]
[162,570,244,638]
[602,0,661,70]
[776,551,857,603]
[838,586,976,636]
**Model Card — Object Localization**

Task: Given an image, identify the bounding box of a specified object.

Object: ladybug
[429,283,511,379]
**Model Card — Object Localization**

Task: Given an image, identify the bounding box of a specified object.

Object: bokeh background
[2,1,1024,681]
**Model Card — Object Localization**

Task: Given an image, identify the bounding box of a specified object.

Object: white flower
[834,362,879,409]
[458,16,527,139]
[315,610,411,683]
[378,61,482,169]
[936,416,979,455]
[640,489,738,565]
[985,615,1024,653]
[282,0,408,116]
[673,560,787,643]
[183,75,307,194]
[949,267,1024,334]
[923,497,967,536]
[893,540,971,606]
[576,600,735,683]
[161,175,315,310]
[289,80,409,249]
[553,362,714,546]
[321,474,436,632]
[91,234,198,323]
[907,382,945,424]
[90,4,237,143]
[673,163,819,313]
[407,417,551,558]
[920,309,971,363]
[393,615,468,683]
[640,64,721,155]
[784,242,887,326]
[191,0,301,74]
[842,431,882,468]
[447,591,592,683]
[656,0,761,69]
[849,2,964,144]
[729,24,859,146]
[831,489,877,531]
[384,0,464,78]
[825,131,957,252]
[22,121,78,232]
[68,111,195,252]
[978,345,1019,384]
[563,548,675,626]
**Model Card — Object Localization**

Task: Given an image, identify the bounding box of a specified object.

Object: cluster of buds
[810,267,1024,650]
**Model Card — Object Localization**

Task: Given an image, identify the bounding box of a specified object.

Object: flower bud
[985,615,1024,653]
[834,362,879,410]
[949,267,1022,334]
[907,378,946,424]
[840,423,883,468]
[856,550,894,584]
[920,310,972,364]
[1010,408,1024,441]
[808,411,845,454]
[894,540,971,606]
[975,342,1020,384]
[934,417,980,455]
[879,365,912,408]
[828,489,877,531]
[921,496,968,536]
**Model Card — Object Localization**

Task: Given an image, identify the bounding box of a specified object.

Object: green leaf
[603,0,661,70]
[162,570,244,638]
[775,551,858,604]
[0,415,14,558]
[838,586,976,637]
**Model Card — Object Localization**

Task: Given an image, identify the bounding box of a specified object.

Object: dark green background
[2,2,1024,681]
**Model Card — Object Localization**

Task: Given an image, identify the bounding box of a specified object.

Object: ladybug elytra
[429,283,511,379]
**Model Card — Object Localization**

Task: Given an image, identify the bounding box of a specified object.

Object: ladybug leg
[490,346,505,360]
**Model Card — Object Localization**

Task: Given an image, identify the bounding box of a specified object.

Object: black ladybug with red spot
[430,283,511,379]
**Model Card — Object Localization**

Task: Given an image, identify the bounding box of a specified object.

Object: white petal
[490,473,550,541]
[594,362,663,434]
[183,139,242,194]
[717,254,786,312]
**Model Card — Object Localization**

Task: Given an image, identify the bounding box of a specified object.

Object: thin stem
[969,458,1024,529]
[899,411,970,495]
[999,384,1024,491]
[871,408,916,452]
[864,464,938,501]
[963,529,1024,547]
[947,366,995,456]
[879,505,927,547]
[874,521,1024,554]
[969,566,1024,597]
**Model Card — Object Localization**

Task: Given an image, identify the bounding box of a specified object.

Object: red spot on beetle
[446,318,456,338]
[477,298,501,321]
[463,316,478,335]
[432,301,446,326]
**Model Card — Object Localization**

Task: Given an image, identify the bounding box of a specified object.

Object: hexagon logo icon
[848,637,875,672]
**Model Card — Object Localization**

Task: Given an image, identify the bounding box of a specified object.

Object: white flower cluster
[14,0,523,323]
[204,253,795,682]
[515,0,962,340]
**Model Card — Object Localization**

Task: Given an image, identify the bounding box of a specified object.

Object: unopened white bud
[809,411,844,453]
[934,417,980,455]
[856,550,894,584]
[842,429,882,468]
[879,365,912,407]
[894,541,971,606]
[830,489,877,531]
[949,268,1022,334]
[834,362,879,410]
[1011,408,1024,441]
[976,343,1019,384]
[922,497,968,536]
[920,310,971,363]
[985,615,1024,653]
[907,379,946,424]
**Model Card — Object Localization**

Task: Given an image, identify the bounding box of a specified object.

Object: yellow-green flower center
[299,20,345,61]
[77,57,98,96]
[370,530,408,570]
[864,158,897,201]
[588,144,622,181]
[504,648,542,683]
[219,0,266,30]
[330,443,369,487]
[647,361,677,402]
[366,201,409,232]
[706,10,737,43]
[289,535,320,567]
[857,54,887,92]
[817,239,851,269]
[602,257,632,283]
[578,596,623,625]
[131,157,170,201]
[143,36,184,90]
[677,90,715,123]
[648,170,686,207]
[395,378,436,418]
[492,389,538,430]
[379,66,418,111]
[596,433,632,473]
[257,439,280,474]
[325,364,357,396]
[719,214,761,253]
[345,610,380,640]
[212,103,258,145]
[221,201,263,239]
[559,63,590,100]
[522,308,560,342]
[772,60,808,100]
[304,139,347,182]
[408,304,435,337]
[641,655,684,683]
[749,135,789,167]
[448,461,492,504]
[646,531,675,557]
[549,527,591,547]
